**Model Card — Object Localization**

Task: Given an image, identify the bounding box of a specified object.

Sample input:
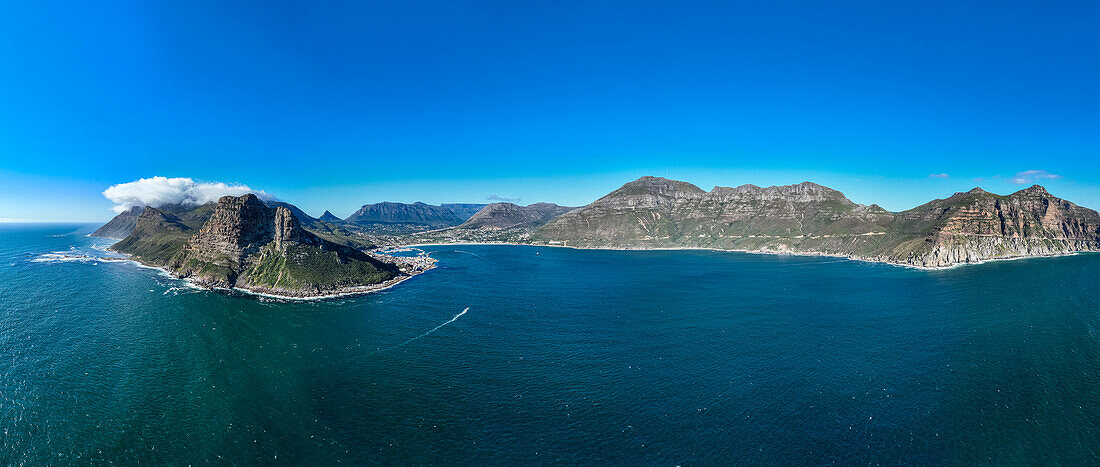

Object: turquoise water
[2,223,1098,464]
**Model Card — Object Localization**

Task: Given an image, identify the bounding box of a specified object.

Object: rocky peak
[319,210,342,222]
[967,187,987,195]
[610,176,705,200]
[1018,185,1049,196]
[273,206,303,251]
[185,194,276,266]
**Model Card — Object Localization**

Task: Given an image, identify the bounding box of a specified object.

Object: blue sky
[1,1,1098,221]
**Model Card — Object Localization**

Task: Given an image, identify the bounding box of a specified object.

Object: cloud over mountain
[1010,170,1061,185]
[103,176,274,213]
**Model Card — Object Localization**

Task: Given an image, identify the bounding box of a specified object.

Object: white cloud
[103,176,274,213]
[929,173,949,179]
[486,194,522,203]
[1009,170,1061,185]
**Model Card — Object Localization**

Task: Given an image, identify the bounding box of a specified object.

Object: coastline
[203,269,430,301]
[394,240,1089,271]
[74,237,1092,302]
[95,247,436,301]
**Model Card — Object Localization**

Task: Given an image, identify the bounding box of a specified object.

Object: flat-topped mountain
[110,194,405,298]
[459,202,574,230]
[442,203,488,221]
[533,176,1100,268]
[345,202,464,227]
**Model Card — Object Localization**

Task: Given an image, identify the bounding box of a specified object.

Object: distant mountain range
[458,202,574,230]
[532,176,1100,268]
[342,202,487,227]
[95,176,1100,272]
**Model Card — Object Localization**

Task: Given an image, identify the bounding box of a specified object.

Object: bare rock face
[183,194,275,267]
[887,185,1100,267]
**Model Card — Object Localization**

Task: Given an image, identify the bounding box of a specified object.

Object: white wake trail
[378,307,469,352]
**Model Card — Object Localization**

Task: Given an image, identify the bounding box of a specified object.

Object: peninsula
[106,194,433,299]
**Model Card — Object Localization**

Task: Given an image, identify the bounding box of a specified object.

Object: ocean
[1,223,1098,464]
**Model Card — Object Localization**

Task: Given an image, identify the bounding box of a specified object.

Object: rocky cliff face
[459,202,574,230]
[881,185,1100,267]
[112,194,400,296]
[181,194,275,269]
[532,176,1100,268]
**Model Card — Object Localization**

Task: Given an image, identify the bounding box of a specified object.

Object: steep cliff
[879,185,1100,267]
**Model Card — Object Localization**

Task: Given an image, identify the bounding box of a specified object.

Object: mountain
[878,185,1100,267]
[91,203,217,239]
[459,202,574,230]
[111,194,404,297]
[319,210,342,222]
[344,202,464,227]
[90,206,144,239]
[532,176,1100,268]
[442,203,488,221]
[265,201,322,228]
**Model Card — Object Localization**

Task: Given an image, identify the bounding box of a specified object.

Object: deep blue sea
[1,223,1098,464]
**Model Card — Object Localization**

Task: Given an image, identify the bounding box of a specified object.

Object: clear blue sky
[2,1,1098,221]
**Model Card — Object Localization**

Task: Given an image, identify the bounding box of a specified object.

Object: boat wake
[452,250,485,260]
[376,307,469,353]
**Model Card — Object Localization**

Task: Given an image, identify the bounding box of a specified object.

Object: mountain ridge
[532,176,1100,268]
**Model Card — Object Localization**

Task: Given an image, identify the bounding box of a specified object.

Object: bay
[1,224,1098,464]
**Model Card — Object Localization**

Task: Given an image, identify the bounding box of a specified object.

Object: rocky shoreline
[397,240,1092,271]
[129,250,435,300]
